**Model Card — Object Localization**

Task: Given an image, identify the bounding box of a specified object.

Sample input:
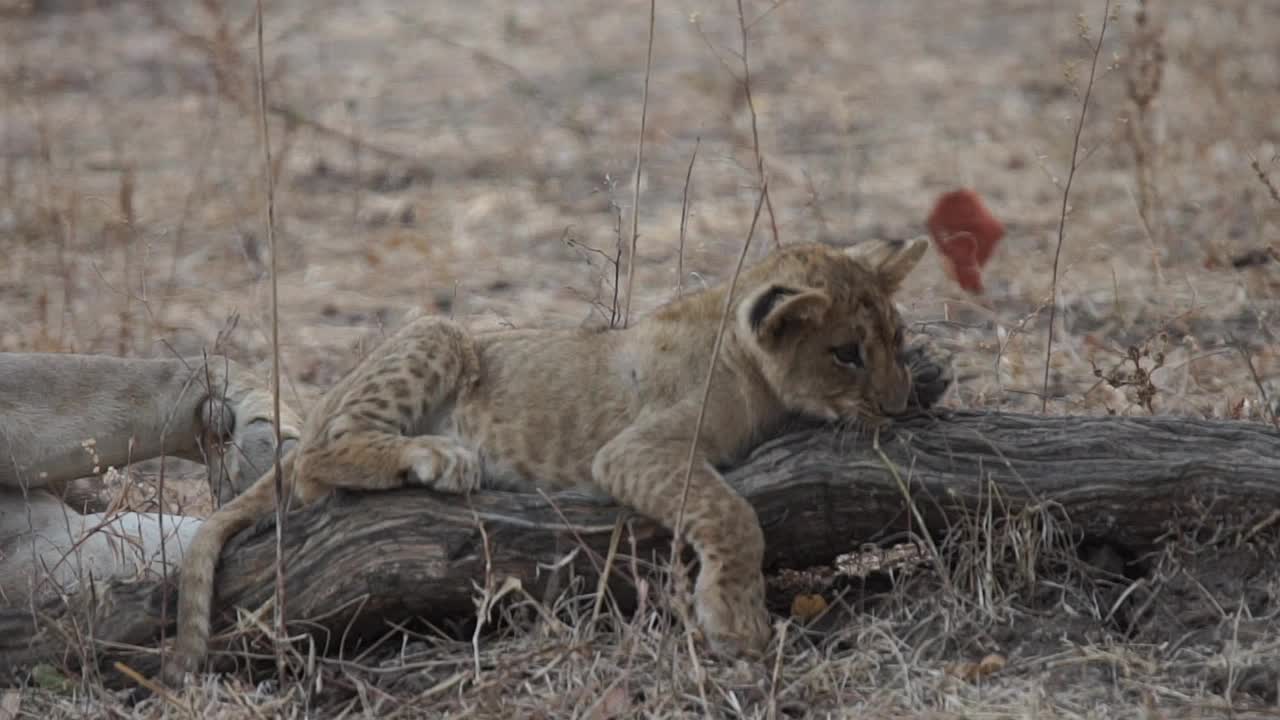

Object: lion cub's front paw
[694,570,772,661]
[404,441,481,493]
[903,335,954,411]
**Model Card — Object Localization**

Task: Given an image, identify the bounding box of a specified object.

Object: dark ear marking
[747,285,798,332]
[744,286,834,345]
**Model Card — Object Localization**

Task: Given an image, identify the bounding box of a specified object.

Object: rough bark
[3,409,1279,680]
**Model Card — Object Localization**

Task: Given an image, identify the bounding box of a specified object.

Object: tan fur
[162,237,942,686]
[0,353,300,492]
[0,352,303,608]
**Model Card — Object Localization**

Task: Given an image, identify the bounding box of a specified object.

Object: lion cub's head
[735,237,928,426]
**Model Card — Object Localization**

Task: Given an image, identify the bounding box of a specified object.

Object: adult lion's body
[0,353,302,607]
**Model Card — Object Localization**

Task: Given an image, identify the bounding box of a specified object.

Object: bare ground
[2,0,1279,717]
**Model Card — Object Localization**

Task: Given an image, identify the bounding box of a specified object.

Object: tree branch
[4,410,1278,682]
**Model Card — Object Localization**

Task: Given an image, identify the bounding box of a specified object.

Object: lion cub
[163,237,948,686]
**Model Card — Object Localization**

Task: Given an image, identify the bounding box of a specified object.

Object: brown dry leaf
[976,653,1007,677]
[790,593,828,621]
[946,654,1007,683]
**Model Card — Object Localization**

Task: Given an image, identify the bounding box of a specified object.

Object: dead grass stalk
[735,0,780,250]
[676,137,700,297]
[1041,0,1113,412]
[622,0,657,328]
[252,0,290,683]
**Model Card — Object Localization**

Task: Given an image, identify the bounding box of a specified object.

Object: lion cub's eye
[831,343,864,369]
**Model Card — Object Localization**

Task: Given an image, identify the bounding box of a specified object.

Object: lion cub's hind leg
[163,316,485,688]
[295,317,484,498]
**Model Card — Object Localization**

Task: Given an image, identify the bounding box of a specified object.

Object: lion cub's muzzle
[877,366,913,416]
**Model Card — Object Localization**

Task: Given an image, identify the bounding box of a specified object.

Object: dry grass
[2,0,1279,717]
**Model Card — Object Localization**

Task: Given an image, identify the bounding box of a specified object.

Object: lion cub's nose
[880,396,908,416]
[879,376,912,415]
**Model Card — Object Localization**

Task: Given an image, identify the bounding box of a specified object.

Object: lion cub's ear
[739,284,833,345]
[844,236,929,293]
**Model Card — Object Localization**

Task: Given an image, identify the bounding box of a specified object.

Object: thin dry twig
[1121,0,1166,282]
[1233,339,1278,429]
[622,0,657,328]
[673,179,768,549]
[253,0,290,682]
[677,138,700,298]
[1041,0,1112,412]
[1249,154,1280,206]
[591,517,625,627]
[1123,0,1164,235]
[736,0,780,250]
[113,661,195,717]
[147,1,428,169]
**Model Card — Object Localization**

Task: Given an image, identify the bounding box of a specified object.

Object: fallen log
[3,409,1279,680]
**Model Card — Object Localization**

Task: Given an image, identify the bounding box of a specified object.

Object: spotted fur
[162,237,951,686]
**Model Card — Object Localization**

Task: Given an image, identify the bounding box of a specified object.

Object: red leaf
[927,189,1005,294]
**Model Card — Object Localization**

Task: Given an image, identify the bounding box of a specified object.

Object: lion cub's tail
[162,450,296,686]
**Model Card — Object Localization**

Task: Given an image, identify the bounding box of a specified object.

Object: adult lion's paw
[903,336,954,411]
